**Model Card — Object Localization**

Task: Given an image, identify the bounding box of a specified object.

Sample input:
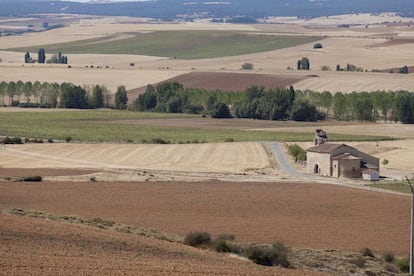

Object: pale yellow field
[0,64,183,92]
[0,142,271,174]
[0,16,414,93]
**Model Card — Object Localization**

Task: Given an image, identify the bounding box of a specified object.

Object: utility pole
[407,176,414,276]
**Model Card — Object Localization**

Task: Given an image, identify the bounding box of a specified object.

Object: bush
[396,257,409,272]
[288,144,306,162]
[65,136,72,143]
[3,137,23,144]
[224,138,234,142]
[384,263,398,273]
[184,232,211,247]
[22,176,42,182]
[212,234,239,253]
[213,240,232,253]
[244,242,289,267]
[382,159,389,166]
[241,63,254,70]
[313,43,323,49]
[350,255,366,268]
[150,138,170,144]
[383,252,395,263]
[361,247,375,258]
[48,138,54,143]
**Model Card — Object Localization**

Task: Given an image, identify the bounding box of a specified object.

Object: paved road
[265,142,408,196]
[267,141,306,178]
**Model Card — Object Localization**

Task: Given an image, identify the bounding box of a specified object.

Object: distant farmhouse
[306,130,380,181]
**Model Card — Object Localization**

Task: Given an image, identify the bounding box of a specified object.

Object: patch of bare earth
[0,214,316,276]
[0,181,409,255]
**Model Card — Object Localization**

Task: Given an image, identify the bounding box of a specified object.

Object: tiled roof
[332,153,361,160]
[306,143,346,153]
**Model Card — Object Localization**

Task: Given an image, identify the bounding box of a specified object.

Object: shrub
[241,63,254,70]
[3,137,23,144]
[65,136,72,143]
[361,247,375,258]
[48,138,54,143]
[150,138,170,144]
[313,43,323,49]
[382,159,389,166]
[224,138,234,142]
[244,242,289,267]
[22,176,42,182]
[288,144,306,162]
[321,65,331,71]
[350,255,366,268]
[212,234,238,253]
[396,257,409,272]
[184,232,211,247]
[213,240,232,253]
[383,252,395,263]
[384,263,397,273]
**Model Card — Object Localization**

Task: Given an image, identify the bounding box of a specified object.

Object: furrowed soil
[0,214,319,276]
[0,181,409,255]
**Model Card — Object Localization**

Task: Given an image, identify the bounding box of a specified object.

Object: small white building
[306,143,380,180]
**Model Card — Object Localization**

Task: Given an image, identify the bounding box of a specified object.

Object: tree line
[135,82,414,124]
[134,82,242,118]
[1,79,413,124]
[0,81,127,109]
[25,49,68,64]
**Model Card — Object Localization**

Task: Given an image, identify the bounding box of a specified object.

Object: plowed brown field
[127,71,305,101]
[0,181,409,255]
[0,214,319,276]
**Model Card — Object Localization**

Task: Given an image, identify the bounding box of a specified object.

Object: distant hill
[0,0,413,20]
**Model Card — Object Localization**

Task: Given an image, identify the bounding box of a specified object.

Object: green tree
[114,85,128,109]
[7,81,16,106]
[333,92,347,120]
[0,81,7,105]
[211,102,232,118]
[91,85,104,108]
[23,81,32,103]
[354,92,374,121]
[394,92,414,123]
[290,100,322,122]
[60,83,88,108]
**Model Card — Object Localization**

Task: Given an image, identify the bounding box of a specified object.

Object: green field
[0,109,393,143]
[9,31,322,59]
[369,181,413,194]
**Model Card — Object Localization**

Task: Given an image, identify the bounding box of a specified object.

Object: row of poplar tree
[0,81,127,109]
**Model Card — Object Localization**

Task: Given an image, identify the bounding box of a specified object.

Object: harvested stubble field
[1,19,414,93]
[0,142,271,174]
[0,181,409,255]
[1,214,315,276]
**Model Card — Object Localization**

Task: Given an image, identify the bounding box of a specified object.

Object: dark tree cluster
[25,49,68,64]
[297,57,310,70]
[134,82,234,118]
[48,52,68,64]
[233,86,323,121]
[399,65,409,74]
[336,63,364,72]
